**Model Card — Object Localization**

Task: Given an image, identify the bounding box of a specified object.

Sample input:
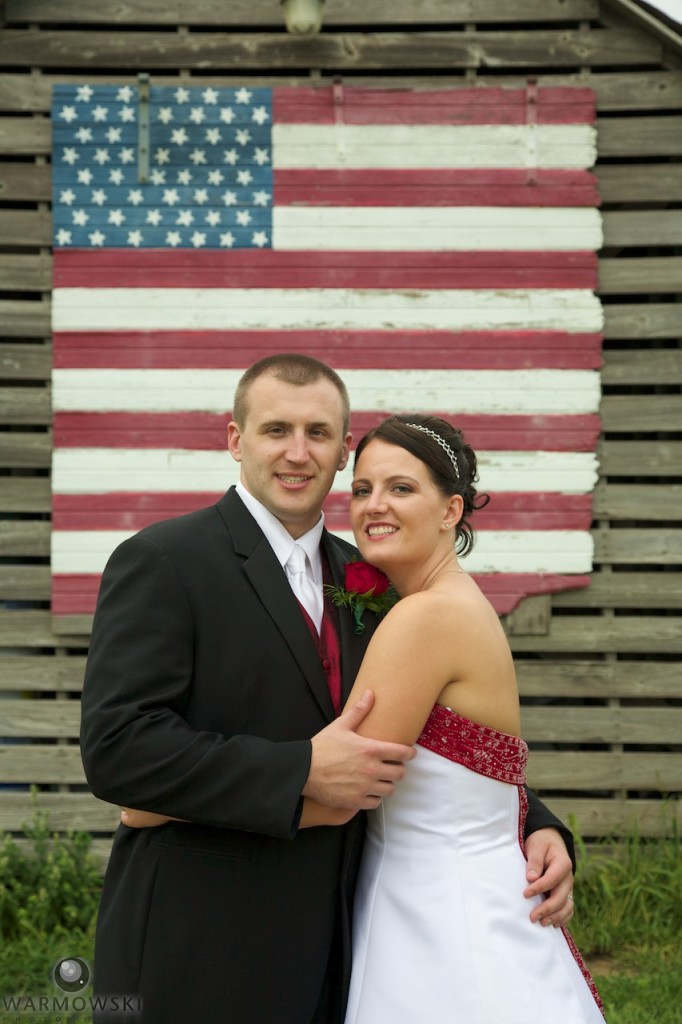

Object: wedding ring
[567,894,574,902]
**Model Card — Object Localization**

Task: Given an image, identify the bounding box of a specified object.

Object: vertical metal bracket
[137,72,150,184]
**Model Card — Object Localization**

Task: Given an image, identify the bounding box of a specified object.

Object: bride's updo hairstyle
[353,414,489,557]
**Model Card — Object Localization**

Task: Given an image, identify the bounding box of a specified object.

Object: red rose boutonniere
[324,561,398,634]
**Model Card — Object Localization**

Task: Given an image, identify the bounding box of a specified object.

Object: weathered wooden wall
[0,0,680,860]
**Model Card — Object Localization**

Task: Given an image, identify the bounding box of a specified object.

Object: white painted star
[190,231,206,248]
[166,230,182,246]
[219,231,235,247]
[75,127,92,143]
[176,209,194,227]
[219,107,235,124]
[202,87,219,104]
[177,169,193,185]
[149,168,166,185]
[208,169,224,186]
[251,106,269,125]
[62,147,79,165]
[128,189,144,205]
[60,105,78,123]
[56,228,72,245]
[205,127,221,145]
[189,148,206,165]
[76,85,94,102]
[91,188,108,205]
[93,147,110,165]
[77,168,93,184]
[155,148,171,165]
[89,229,106,246]
[252,230,268,247]
[127,229,143,247]
[189,107,205,124]
[109,168,124,184]
[106,126,122,143]
[175,87,190,103]
[158,107,174,124]
[253,190,270,206]
[171,127,189,146]
[146,209,162,225]
[235,88,252,104]
[237,169,253,186]
[59,188,76,206]
[117,86,134,103]
[222,190,238,206]
[235,129,251,146]
[236,209,252,226]
[119,148,135,164]
[72,209,89,226]
[162,188,180,205]
[92,105,109,122]
[205,210,221,226]
[223,149,238,165]
[193,188,209,204]
[253,147,270,166]
[108,209,125,226]
[119,106,135,123]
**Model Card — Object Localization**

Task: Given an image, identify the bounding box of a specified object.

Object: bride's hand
[120,807,183,828]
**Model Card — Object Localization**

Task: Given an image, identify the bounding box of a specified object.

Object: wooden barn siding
[0,0,680,853]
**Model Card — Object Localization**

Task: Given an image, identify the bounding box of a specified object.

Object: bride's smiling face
[350,439,460,573]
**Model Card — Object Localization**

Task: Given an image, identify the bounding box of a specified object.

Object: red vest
[295,554,343,715]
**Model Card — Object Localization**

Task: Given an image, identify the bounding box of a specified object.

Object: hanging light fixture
[281,0,325,35]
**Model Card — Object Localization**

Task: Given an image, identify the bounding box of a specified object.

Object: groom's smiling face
[227,372,351,539]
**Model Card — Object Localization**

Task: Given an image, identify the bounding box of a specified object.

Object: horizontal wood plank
[0,654,87,691]
[592,528,682,565]
[0,161,51,201]
[0,29,660,71]
[596,163,682,203]
[0,299,51,337]
[522,705,682,744]
[508,616,682,654]
[0,565,50,600]
[0,520,50,556]
[4,0,601,27]
[0,610,89,648]
[0,477,51,514]
[0,342,52,380]
[0,386,51,424]
[516,660,682,698]
[597,115,682,157]
[551,572,682,608]
[0,254,52,292]
[0,115,50,155]
[603,304,682,340]
[602,210,682,248]
[0,432,51,468]
[545,797,681,837]
[0,209,51,247]
[600,394,682,432]
[527,751,681,790]
[598,441,682,476]
[598,257,682,294]
[0,791,119,832]
[601,348,682,385]
[593,483,682,521]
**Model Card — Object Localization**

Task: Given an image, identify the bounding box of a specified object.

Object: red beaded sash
[417,704,528,785]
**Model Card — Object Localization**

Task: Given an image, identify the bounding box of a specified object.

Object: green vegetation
[0,807,679,1021]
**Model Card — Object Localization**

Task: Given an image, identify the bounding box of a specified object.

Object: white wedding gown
[344,705,604,1024]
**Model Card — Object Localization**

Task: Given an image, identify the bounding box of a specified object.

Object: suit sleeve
[523,787,576,872]
[80,533,311,840]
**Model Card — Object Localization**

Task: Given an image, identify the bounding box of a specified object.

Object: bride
[122,413,604,1023]
[303,414,604,1024]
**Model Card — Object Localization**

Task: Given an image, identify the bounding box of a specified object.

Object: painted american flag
[50,82,603,625]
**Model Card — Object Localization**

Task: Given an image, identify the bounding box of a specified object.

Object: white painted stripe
[53,287,602,334]
[272,207,603,252]
[51,449,599,496]
[273,124,597,170]
[52,368,601,415]
[51,528,593,575]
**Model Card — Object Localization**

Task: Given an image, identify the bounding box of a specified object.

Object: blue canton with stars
[51,84,273,250]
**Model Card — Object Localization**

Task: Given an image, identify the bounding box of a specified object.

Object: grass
[0,809,679,1021]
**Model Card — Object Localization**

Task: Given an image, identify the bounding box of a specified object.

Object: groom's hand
[524,827,575,927]
[303,690,416,810]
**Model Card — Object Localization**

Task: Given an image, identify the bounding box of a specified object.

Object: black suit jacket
[80,488,572,1024]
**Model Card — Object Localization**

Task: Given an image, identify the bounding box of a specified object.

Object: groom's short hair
[233,353,350,433]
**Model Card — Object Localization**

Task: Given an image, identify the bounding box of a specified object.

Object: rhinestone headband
[404,423,460,480]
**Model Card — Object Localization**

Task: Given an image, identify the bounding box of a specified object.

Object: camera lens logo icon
[53,958,91,992]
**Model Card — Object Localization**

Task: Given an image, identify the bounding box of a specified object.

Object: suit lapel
[217,490,335,721]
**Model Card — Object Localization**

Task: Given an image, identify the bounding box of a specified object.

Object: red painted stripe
[273,87,595,125]
[50,571,592,617]
[51,492,593,532]
[52,249,598,290]
[274,169,600,208]
[53,331,603,371]
[52,412,601,452]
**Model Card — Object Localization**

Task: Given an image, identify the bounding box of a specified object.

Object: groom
[80,353,575,1024]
